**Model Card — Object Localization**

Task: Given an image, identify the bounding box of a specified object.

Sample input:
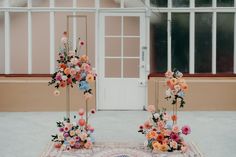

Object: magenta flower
[55,73,62,81]
[170,133,180,142]
[181,125,191,135]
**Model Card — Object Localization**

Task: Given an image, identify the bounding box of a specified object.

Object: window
[150,0,168,7]
[171,13,189,73]
[172,0,189,7]
[217,0,234,7]
[195,13,212,73]
[216,13,234,73]
[195,0,212,7]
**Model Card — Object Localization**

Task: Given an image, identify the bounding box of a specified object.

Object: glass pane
[9,1,27,7]
[100,0,120,8]
[55,0,73,7]
[216,13,234,73]
[195,13,212,73]
[10,13,28,74]
[150,0,168,7]
[124,0,144,8]
[123,59,139,78]
[0,14,4,74]
[172,0,189,7]
[123,38,139,57]
[123,16,140,36]
[105,58,121,77]
[150,13,167,73]
[32,13,50,74]
[171,13,189,73]
[105,37,121,57]
[217,0,234,7]
[105,16,121,36]
[77,0,95,7]
[32,0,49,7]
[195,0,212,7]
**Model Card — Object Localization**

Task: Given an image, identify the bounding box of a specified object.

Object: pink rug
[41,142,203,157]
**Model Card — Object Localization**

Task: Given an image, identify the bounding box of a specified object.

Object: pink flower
[78,119,85,126]
[79,41,85,46]
[78,109,85,116]
[165,70,173,78]
[70,68,76,75]
[157,121,165,130]
[147,105,155,113]
[144,120,152,129]
[170,133,180,142]
[55,73,62,81]
[172,125,179,133]
[181,125,191,135]
[84,141,92,149]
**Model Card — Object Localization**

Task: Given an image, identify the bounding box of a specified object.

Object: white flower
[62,75,67,81]
[75,66,80,72]
[153,113,160,119]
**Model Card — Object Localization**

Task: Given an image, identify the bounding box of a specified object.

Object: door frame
[96,12,150,110]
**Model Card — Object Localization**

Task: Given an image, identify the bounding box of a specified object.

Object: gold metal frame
[65,15,88,122]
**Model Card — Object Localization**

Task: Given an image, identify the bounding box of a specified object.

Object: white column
[50,0,55,74]
[212,0,217,74]
[95,0,99,109]
[27,0,32,74]
[4,11,10,74]
[167,12,171,71]
[73,0,77,51]
[234,1,236,73]
[189,0,195,74]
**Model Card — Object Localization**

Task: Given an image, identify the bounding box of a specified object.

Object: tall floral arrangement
[48,32,95,98]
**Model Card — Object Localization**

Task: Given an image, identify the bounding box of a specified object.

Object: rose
[172,125,179,133]
[181,125,191,135]
[170,140,178,149]
[170,133,179,142]
[165,70,173,78]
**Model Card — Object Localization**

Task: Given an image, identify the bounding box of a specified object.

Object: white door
[98,13,147,110]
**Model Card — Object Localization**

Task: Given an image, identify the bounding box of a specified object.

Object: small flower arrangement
[165,69,188,108]
[48,32,96,97]
[138,105,191,153]
[52,108,96,150]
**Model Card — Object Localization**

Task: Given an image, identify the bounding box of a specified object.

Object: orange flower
[60,63,67,70]
[171,114,177,122]
[80,55,89,62]
[146,131,157,140]
[60,80,66,87]
[86,74,94,83]
[152,141,160,151]
[180,83,188,91]
[166,80,174,90]
[64,68,71,75]
[170,78,177,85]
[159,144,169,152]
[156,133,164,142]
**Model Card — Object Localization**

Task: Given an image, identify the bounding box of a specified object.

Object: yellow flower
[86,74,94,83]
[152,141,160,151]
[70,130,75,136]
[146,131,157,140]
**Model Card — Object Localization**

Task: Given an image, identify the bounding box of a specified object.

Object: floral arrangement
[165,69,188,108]
[138,105,191,153]
[52,108,96,150]
[48,31,96,98]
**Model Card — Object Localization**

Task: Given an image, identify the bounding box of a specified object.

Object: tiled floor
[0,111,235,157]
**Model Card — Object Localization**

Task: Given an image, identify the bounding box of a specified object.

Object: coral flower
[75,73,81,81]
[60,63,67,70]
[144,120,152,129]
[78,119,86,126]
[156,133,164,142]
[157,121,165,130]
[166,80,175,90]
[146,131,157,140]
[67,78,73,85]
[180,83,188,91]
[80,55,89,62]
[86,74,94,83]
[181,125,191,135]
[54,142,62,149]
[147,105,156,113]
[171,114,177,122]
[60,80,66,87]
[64,68,71,75]
[170,78,177,85]
[69,139,76,146]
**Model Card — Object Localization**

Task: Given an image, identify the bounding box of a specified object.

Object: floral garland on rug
[52,109,96,150]
[138,69,191,153]
[48,32,96,150]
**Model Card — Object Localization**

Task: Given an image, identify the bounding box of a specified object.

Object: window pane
[195,0,212,7]
[123,16,140,36]
[105,37,121,57]
[105,58,121,77]
[10,13,28,74]
[195,13,212,73]
[105,16,121,36]
[150,0,168,7]
[123,59,139,78]
[100,0,120,8]
[32,13,50,74]
[171,13,189,73]
[123,38,140,57]
[217,0,234,7]
[216,13,234,73]
[32,0,49,7]
[150,13,167,72]
[172,0,189,7]
[124,0,144,8]
[77,0,95,7]
[55,0,73,7]
[0,14,4,74]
